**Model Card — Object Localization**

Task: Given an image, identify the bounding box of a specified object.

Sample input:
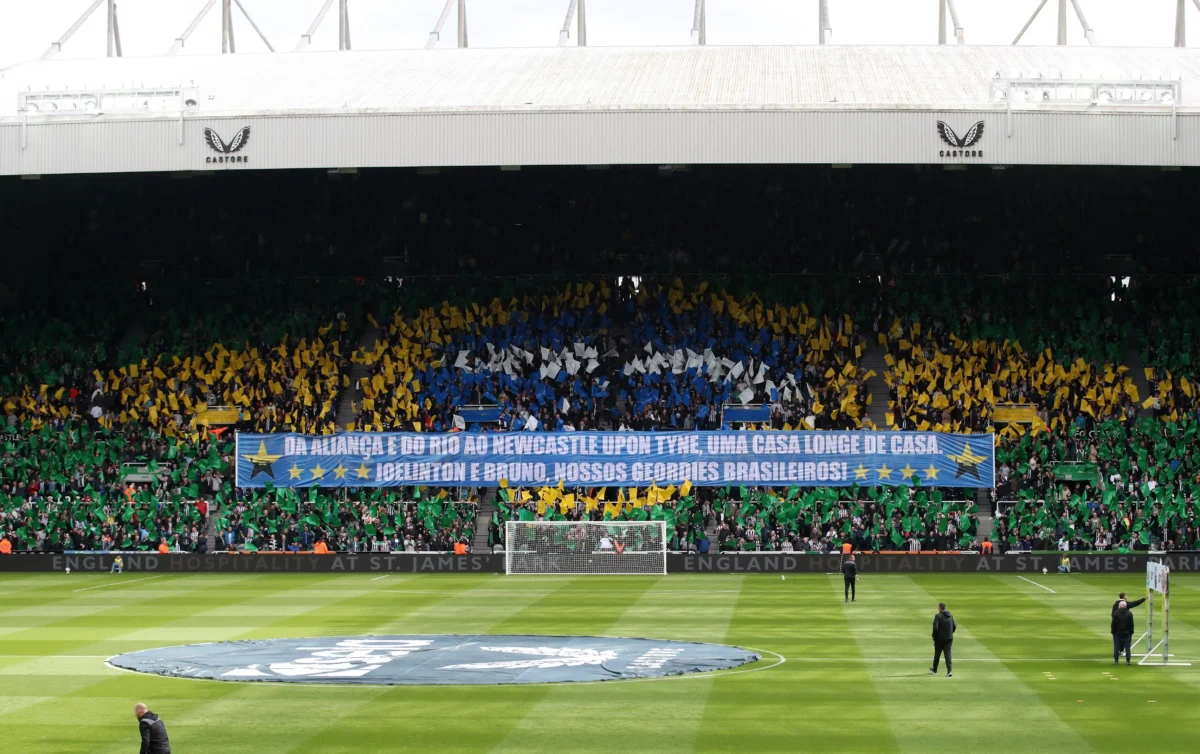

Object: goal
[505,520,667,575]
[1134,561,1191,666]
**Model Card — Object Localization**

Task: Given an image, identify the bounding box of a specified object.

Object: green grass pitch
[3,571,1200,753]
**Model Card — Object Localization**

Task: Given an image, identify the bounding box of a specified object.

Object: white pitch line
[73,575,165,592]
[371,574,392,582]
[1017,576,1057,594]
[381,589,748,595]
[783,657,1144,663]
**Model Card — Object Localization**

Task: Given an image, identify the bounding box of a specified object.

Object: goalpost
[505,521,668,575]
[1134,561,1191,666]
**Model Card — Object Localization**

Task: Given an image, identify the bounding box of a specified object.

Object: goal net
[1135,561,1191,666]
[505,521,667,575]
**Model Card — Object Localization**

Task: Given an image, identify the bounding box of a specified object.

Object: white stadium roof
[2,44,1200,174]
[3,44,1200,115]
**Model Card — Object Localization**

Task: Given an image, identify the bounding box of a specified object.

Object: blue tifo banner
[236,431,994,489]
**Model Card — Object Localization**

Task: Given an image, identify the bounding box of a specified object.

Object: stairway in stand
[1122,334,1153,419]
[973,488,994,543]
[861,337,891,429]
[337,324,382,430]
[472,494,498,553]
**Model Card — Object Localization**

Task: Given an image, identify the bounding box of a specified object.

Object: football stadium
[5,1,1200,752]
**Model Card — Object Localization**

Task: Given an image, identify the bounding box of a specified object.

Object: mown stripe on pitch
[0,573,420,751]
[974,574,1200,751]
[853,575,1095,754]
[693,574,900,754]
[977,573,1200,747]
[255,574,601,754]
[483,575,742,754]
[50,574,504,754]
[0,575,266,660]
[0,574,289,751]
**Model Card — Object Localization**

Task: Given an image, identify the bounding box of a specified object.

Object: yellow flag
[680,480,693,498]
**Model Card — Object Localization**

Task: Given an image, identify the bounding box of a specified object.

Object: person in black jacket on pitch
[1112,591,1147,615]
[842,555,858,602]
[1112,600,1135,666]
[930,602,956,677]
[135,703,171,754]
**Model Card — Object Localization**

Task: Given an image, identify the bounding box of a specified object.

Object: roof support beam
[458,0,469,48]
[233,0,276,52]
[577,0,587,46]
[1013,0,1049,44]
[109,0,123,57]
[559,0,577,45]
[338,0,351,50]
[1069,0,1096,45]
[170,0,273,55]
[1175,0,1200,46]
[1012,0,1094,45]
[169,0,216,55]
[819,0,832,44]
[428,0,455,48]
[296,0,335,50]
[221,0,235,53]
[938,0,965,44]
[691,0,706,45]
[43,0,121,60]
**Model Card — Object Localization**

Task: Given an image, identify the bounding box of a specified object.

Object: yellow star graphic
[240,441,282,479]
[924,464,940,481]
[947,446,988,466]
[900,464,917,480]
[947,443,988,481]
[877,464,893,480]
[854,464,869,480]
[288,464,303,480]
[333,463,348,480]
[310,463,326,480]
[356,463,371,479]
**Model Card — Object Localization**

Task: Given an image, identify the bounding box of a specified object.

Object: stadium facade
[2,44,1200,175]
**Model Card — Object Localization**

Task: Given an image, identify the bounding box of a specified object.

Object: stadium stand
[3,165,1200,555]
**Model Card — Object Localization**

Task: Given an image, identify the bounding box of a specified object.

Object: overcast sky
[1,0,1195,70]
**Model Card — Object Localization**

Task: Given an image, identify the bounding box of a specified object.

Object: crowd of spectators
[4,164,1200,554]
[353,277,872,434]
